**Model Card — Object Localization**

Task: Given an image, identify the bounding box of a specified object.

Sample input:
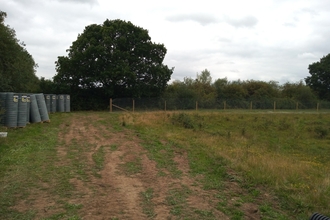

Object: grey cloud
[230,69,240,73]
[56,0,98,5]
[166,13,218,26]
[300,8,318,17]
[216,60,235,65]
[283,22,296,27]
[297,52,317,59]
[217,37,232,43]
[224,15,258,28]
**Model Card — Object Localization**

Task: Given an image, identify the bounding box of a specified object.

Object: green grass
[127,111,330,219]
[0,113,70,219]
[0,112,99,219]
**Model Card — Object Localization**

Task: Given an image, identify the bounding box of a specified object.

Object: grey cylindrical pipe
[51,94,57,113]
[44,94,51,113]
[57,94,65,112]
[17,94,27,127]
[0,92,7,126]
[65,94,70,112]
[5,92,18,128]
[30,94,41,123]
[36,93,49,122]
[26,95,31,123]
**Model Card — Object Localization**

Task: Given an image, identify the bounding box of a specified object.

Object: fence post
[196,101,198,111]
[224,101,226,110]
[165,100,167,112]
[133,99,135,113]
[273,101,276,111]
[110,98,112,112]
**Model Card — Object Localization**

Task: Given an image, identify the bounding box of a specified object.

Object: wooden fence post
[133,99,135,113]
[110,98,112,112]
[273,101,276,111]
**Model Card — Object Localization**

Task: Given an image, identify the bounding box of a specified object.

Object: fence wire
[111,98,330,112]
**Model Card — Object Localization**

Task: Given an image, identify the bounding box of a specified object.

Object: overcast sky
[2,0,330,84]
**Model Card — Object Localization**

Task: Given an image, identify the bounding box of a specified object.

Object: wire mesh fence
[110,97,330,112]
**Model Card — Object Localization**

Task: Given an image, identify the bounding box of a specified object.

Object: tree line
[1,11,330,111]
[162,69,318,109]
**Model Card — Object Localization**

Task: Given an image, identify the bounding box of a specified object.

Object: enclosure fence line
[109,98,329,112]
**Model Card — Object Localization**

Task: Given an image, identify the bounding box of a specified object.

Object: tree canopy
[0,11,39,92]
[54,19,173,109]
[305,54,330,100]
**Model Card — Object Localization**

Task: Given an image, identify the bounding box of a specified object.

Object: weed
[241,127,246,136]
[259,204,289,220]
[171,113,194,129]
[278,118,291,130]
[110,144,118,151]
[314,126,329,138]
[140,188,155,217]
[119,159,142,175]
[165,185,191,216]
[194,209,214,217]
[92,146,105,176]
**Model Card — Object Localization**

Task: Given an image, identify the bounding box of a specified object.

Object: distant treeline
[162,69,317,110]
[35,69,318,111]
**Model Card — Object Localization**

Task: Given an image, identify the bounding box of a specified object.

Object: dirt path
[58,114,232,219]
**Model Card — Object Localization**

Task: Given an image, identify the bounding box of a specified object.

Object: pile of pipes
[0,93,70,128]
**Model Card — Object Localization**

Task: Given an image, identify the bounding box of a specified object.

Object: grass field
[1,110,330,219]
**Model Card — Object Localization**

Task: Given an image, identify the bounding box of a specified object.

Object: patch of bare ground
[12,113,267,219]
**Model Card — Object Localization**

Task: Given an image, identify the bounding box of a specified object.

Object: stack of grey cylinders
[0,93,70,128]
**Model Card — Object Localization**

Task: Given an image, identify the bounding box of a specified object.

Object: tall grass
[126,111,330,217]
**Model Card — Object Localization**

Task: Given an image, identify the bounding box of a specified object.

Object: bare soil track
[14,113,262,219]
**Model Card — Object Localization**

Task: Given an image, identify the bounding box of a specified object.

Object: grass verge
[124,111,330,219]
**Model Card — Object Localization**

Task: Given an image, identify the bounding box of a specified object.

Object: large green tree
[0,11,39,92]
[54,19,173,109]
[305,54,330,100]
